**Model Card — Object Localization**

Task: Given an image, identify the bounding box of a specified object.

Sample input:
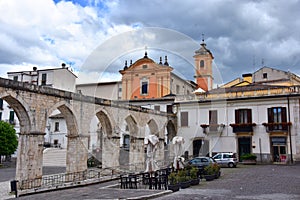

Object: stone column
[16,131,45,189]
[66,134,89,178]
[129,137,145,172]
[102,136,120,168]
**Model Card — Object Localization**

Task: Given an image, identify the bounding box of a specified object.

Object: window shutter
[267,108,273,123]
[235,110,239,124]
[247,109,252,123]
[281,107,287,122]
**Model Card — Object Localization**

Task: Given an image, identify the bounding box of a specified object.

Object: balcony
[200,124,225,134]
[262,122,292,132]
[230,123,256,133]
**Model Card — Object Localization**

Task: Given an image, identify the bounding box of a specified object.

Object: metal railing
[18,158,174,192]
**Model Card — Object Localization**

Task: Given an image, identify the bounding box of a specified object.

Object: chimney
[62,63,66,68]
[33,66,37,71]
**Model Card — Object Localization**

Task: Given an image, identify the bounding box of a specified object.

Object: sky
[0,0,300,86]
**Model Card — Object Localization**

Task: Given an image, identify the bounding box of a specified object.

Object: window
[154,105,160,111]
[0,99,3,110]
[268,107,287,130]
[123,134,130,149]
[41,73,47,85]
[180,111,188,127]
[13,76,18,81]
[235,109,252,124]
[0,112,2,121]
[142,65,147,69]
[200,60,205,68]
[9,111,14,124]
[167,105,173,113]
[176,85,180,94]
[54,122,59,132]
[263,73,268,79]
[209,110,218,131]
[141,78,148,95]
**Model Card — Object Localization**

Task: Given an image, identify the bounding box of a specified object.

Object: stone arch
[95,110,113,138]
[166,120,176,143]
[147,119,159,136]
[165,120,177,162]
[0,94,31,134]
[49,102,87,174]
[47,101,79,137]
[125,115,138,137]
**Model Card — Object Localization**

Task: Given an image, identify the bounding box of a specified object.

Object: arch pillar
[66,134,89,175]
[102,135,120,168]
[16,131,45,189]
[130,127,145,171]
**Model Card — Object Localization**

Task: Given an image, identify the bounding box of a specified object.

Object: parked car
[186,156,219,177]
[212,152,238,168]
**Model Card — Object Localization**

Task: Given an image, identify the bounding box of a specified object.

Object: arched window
[200,60,205,68]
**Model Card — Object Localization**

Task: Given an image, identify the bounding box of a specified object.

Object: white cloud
[0,0,300,84]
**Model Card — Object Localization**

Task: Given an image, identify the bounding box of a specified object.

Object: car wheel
[228,162,235,168]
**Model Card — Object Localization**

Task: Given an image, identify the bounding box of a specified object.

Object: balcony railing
[230,123,256,133]
[262,122,292,132]
[200,124,225,134]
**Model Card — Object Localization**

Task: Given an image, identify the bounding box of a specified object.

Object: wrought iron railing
[18,158,174,192]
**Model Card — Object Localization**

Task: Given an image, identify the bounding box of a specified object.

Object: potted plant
[240,153,257,165]
[212,163,221,179]
[168,172,180,192]
[177,169,191,189]
[203,164,215,181]
[189,166,200,185]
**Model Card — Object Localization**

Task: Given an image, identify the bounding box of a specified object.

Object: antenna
[201,33,205,43]
[261,58,264,67]
[252,55,256,69]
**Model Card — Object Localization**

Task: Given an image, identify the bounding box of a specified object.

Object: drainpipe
[287,96,293,164]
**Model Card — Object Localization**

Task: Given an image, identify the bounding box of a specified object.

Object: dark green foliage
[0,121,18,163]
[240,153,257,161]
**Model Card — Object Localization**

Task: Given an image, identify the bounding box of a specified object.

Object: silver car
[213,153,238,168]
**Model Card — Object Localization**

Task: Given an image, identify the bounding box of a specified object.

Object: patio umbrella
[172,136,185,170]
[144,134,159,172]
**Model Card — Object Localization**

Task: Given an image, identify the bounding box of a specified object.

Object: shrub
[240,153,257,161]
[168,172,179,185]
[190,167,198,179]
[204,164,215,175]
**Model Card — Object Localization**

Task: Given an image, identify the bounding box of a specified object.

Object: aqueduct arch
[0,77,174,188]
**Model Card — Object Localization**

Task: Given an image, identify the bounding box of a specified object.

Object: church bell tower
[194,37,214,91]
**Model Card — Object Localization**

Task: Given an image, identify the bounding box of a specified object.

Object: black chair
[128,174,138,189]
[120,175,128,189]
[157,174,168,190]
[141,172,150,185]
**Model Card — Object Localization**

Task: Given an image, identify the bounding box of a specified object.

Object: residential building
[175,69,300,163]
[7,63,77,92]
[76,81,122,100]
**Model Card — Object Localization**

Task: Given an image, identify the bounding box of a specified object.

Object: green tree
[0,121,18,163]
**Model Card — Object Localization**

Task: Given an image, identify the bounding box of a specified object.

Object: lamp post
[46,123,51,146]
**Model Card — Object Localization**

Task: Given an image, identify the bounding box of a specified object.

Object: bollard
[10,180,18,198]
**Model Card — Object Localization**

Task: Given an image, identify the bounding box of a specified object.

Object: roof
[49,113,64,119]
[207,83,289,94]
[7,67,77,78]
[76,81,121,87]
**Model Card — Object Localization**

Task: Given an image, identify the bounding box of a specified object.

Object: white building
[175,72,300,163]
[7,64,77,92]
[4,64,77,150]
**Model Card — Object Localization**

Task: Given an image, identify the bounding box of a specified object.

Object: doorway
[271,137,287,162]
[238,137,251,161]
[193,139,202,157]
